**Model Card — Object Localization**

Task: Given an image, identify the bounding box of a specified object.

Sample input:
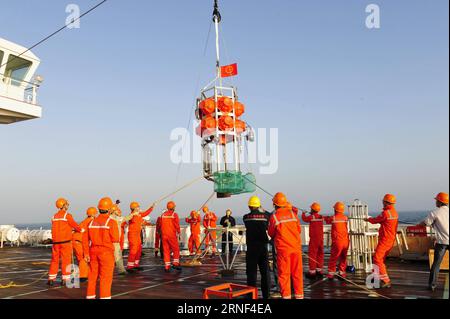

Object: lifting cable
[243,176,391,299]
[153,176,205,206]
[198,191,217,211]
[243,175,308,212]
[0,0,109,70]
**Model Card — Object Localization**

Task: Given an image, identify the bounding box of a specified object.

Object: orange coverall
[186,213,201,255]
[324,213,349,278]
[49,210,82,282]
[126,207,153,270]
[368,206,398,283]
[84,214,119,299]
[302,212,324,275]
[72,217,93,279]
[203,211,218,253]
[268,208,304,299]
[161,210,181,269]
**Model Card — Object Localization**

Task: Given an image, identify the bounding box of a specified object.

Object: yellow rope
[302,251,390,299]
[154,176,204,205]
[0,271,48,289]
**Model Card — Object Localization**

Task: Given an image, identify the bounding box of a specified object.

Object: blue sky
[0,0,448,223]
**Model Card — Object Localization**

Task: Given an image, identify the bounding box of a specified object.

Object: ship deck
[0,247,447,300]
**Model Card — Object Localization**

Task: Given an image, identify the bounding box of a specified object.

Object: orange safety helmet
[130,202,140,210]
[190,210,198,217]
[383,194,397,205]
[55,198,68,209]
[435,192,449,205]
[86,207,97,217]
[311,202,321,213]
[273,192,288,208]
[98,197,113,212]
[167,201,176,210]
[334,202,345,214]
[202,206,209,213]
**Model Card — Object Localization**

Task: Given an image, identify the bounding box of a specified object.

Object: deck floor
[0,247,447,299]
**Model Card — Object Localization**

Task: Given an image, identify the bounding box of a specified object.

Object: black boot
[172,265,182,272]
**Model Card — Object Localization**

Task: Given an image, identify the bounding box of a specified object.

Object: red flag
[220,63,238,78]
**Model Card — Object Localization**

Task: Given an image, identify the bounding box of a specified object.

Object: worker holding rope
[203,206,218,256]
[186,210,202,256]
[243,196,271,299]
[302,203,325,279]
[420,192,449,292]
[161,201,182,272]
[84,197,119,300]
[48,198,83,287]
[126,201,154,273]
[72,207,97,282]
[268,192,304,299]
[110,202,138,275]
[324,202,349,280]
[365,194,398,289]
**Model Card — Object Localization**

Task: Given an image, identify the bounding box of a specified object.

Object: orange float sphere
[234,101,245,117]
[201,116,217,130]
[218,97,234,113]
[218,115,234,131]
[235,120,247,133]
[200,98,215,115]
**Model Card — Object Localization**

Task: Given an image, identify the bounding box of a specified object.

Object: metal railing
[0,75,40,105]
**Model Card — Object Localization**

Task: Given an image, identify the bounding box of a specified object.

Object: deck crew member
[161,201,181,272]
[243,196,271,299]
[324,202,349,280]
[365,194,398,288]
[72,207,97,282]
[186,210,202,256]
[203,206,218,255]
[84,197,119,299]
[155,214,163,257]
[268,192,304,299]
[126,201,154,272]
[48,198,83,286]
[110,203,137,275]
[420,192,449,292]
[220,209,236,255]
[302,203,325,278]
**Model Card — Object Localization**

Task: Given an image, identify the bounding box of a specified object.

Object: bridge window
[5,55,32,86]
[0,50,4,66]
